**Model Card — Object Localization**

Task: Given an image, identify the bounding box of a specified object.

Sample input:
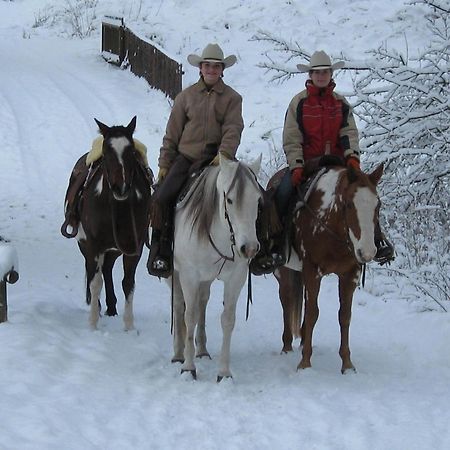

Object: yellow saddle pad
[86,136,148,166]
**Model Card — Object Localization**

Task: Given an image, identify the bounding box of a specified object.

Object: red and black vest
[296,81,350,162]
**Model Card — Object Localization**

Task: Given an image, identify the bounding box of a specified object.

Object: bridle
[301,171,356,256]
[208,163,262,272]
[103,139,141,254]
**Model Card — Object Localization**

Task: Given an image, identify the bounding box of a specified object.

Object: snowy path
[0,35,449,450]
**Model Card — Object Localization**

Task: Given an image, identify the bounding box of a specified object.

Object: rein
[303,201,353,253]
[206,163,259,318]
[301,172,371,286]
[300,173,354,256]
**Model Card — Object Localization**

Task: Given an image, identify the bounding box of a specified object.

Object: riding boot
[270,231,287,267]
[373,221,395,266]
[147,210,174,278]
[250,197,286,276]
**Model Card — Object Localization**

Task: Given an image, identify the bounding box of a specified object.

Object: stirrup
[60,217,79,239]
[148,256,172,278]
[250,252,284,276]
[374,239,395,266]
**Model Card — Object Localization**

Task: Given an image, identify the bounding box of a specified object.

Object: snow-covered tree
[253,0,449,308]
[352,0,449,308]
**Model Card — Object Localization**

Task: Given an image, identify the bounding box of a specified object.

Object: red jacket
[283,81,360,170]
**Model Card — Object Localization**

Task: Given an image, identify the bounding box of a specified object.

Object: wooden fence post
[0,242,19,324]
[0,279,7,323]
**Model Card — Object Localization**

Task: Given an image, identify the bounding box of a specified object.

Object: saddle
[61,155,102,238]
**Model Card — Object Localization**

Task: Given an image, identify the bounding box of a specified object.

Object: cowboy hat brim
[297,61,345,73]
[187,54,237,69]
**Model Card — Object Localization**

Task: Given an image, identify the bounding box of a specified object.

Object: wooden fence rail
[101,17,183,100]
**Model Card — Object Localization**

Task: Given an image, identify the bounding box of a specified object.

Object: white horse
[171,155,263,381]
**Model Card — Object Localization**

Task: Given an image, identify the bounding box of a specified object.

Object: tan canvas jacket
[158,78,244,169]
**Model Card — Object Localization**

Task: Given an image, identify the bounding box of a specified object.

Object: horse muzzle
[239,241,260,259]
[111,184,131,201]
[355,244,377,264]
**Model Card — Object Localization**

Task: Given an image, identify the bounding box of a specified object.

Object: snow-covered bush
[253,0,449,308]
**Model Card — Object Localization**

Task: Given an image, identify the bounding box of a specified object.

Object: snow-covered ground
[1,1,449,449]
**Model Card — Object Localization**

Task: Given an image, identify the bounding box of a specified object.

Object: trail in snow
[0,16,449,450]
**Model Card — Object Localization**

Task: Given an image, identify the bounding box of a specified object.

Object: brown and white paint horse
[64,117,152,330]
[275,164,383,373]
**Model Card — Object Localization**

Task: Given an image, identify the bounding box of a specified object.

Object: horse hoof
[217,374,233,383]
[196,352,211,359]
[181,369,196,380]
[172,357,185,364]
[297,361,311,371]
[342,366,357,375]
[281,346,293,354]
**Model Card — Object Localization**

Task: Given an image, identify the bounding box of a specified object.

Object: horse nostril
[240,245,247,255]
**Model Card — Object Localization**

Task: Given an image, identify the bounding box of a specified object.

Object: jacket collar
[195,77,226,94]
[305,80,336,97]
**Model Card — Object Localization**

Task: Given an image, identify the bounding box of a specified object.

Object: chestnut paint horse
[275,164,383,373]
[63,117,152,330]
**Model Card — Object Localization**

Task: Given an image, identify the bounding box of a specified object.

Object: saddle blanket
[86,136,148,166]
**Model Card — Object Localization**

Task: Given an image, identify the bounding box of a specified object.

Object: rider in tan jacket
[158,77,243,170]
[148,43,244,278]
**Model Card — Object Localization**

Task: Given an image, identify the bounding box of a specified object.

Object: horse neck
[309,169,349,239]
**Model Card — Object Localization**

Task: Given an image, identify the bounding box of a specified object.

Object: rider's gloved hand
[291,167,304,187]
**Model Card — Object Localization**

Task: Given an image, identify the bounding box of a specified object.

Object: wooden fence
[101,17,183,100]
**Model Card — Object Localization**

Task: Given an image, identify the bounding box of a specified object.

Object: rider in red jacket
[250,51,394,275]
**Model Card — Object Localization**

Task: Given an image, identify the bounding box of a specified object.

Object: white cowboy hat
[297,50,345,73]
[187,43,237,69]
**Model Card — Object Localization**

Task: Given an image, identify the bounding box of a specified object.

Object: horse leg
[179,274,200,378]
[122,253,141,331]
[195,281,212,359]
[337,269,360,374]
[102,251,120,316]
[171,271,186,363]
[275,266,303,353]
[217,269,247,381]
[86,253,104,330]
[298,262,321,370]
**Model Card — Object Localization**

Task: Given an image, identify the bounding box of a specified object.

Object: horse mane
[181,163,257,242]
[181,166,219,242]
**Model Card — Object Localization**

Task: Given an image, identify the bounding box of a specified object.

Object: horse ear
[248,154,262,177]
[126,116,137,135]
[94,118,110,137]
[369,163,384,186]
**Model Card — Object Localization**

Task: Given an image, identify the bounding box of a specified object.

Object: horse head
[217,155,263,259]
[94,116,137,201]
[343,163,383,263]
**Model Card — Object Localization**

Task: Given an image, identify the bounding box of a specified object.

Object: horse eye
[226,198,233,205]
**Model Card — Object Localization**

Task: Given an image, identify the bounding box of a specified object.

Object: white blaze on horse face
[110,136,130,164]
[110,136,130,180]
[349,186,377,263]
